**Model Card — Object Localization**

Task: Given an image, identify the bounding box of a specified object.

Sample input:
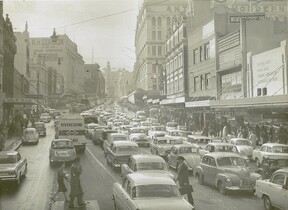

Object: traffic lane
[0,121,55,210]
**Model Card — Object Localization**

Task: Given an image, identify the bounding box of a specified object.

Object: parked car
[33,122,46,137]
[257,156,288,179]
[39,113,51,123]
[128,127,150,147]
[22,128,39,144]
[103,133,128,157]
[167,144,201,172]
[150,137,183,159]
[194,153,262,194]
[166,122,178,131]
[113,173,194,210]
[148,126,167,139]
[255,168,288,210]
[106,141,139,169]
[0,151,27,186]
[85,123,99,139]
[91,126,109,145]
[229,138,254,159]
[121,154,174,180]
[49,139,76,166]
[253,143,288,167]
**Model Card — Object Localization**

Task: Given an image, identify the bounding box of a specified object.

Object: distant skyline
[4,0,140,70]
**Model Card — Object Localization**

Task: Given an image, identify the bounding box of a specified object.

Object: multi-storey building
[134,0,188,92]
[30,34,84,96]
[84,63,105,98]
[117,68,134,98]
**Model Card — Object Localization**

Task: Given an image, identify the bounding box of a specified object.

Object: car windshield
[131,129,145,133]
[116,146,139,154]
[179,147,197,154]
[217,157,245,167]
[170,131,180,136]
[135,162,168,171]
[272,146,288,153]
[132,185,180,198]
[215,145,238,153]
[154,127,166,131]
[24,130,36,135]
[167,122,177,127]
[88,124,98,129]
[0,154,16,164]
[113,137,127,141]
[141,122,151,126]
[52,141,74,149]
[179,131,192,137]
[235,140,250,146]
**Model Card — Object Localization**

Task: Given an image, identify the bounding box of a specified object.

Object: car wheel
[263,195,273,210]
[197,174,204,185]
[218,181,226,195]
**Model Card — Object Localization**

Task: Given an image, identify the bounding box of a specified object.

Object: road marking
[86,147,119,183]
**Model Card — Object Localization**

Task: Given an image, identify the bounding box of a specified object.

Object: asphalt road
[0,114,266,210]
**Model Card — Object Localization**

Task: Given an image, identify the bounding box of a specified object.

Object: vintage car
[166,121,178,131]
[22,128,39,144]
[148,125,167,139]
[135,110,146,121]
[91,126,109,145]
[252,143,288,167]
[150,137,183,159]
[130,118,141,127]
[0,151,28,186]
[128,127,150,147]
[99,129,118,148]
[111,121,124,132]
[113,173,194,210]
[39,112,51,123]
[194,153,262,194]
[121,154,175,180]
[103,133,128,157]
[184,135,212,151]
[199,142,241,157]
[118,124,133,135]
[49,139,76,166]
[106,141,140,169]
[34,121,46,137]
[138,121,152,133]
[257,156,288,179]
[255,168,288,210]
[85,123,98,139]
[166,130,193,142]
[229,138,253,159]
[167,144,201,172]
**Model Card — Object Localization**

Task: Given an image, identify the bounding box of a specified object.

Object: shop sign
[229,13,265,23]
[4,98,37,104]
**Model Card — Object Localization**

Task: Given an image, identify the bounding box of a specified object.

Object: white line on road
[86,147,119,183]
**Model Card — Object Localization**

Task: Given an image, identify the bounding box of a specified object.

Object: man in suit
[177,156,194,206]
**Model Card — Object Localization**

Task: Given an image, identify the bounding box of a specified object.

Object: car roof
[0,151,18,155]
[156,136,178,140]
[261,143,288,147]
[274,167,288,174]
[24,127,36,131]
[126,173,175,186]
[204,152,241,158]
[130,154,165,163]
[187,135,211,139]
[230,138,248,141]
[52,139,73,142]
[172,144,197,149]
[207,142,234,146]
[112,141,138,147]
[110,133,126,137]
[34,122,45,125]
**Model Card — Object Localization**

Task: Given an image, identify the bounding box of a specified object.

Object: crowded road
[0,111,266,210]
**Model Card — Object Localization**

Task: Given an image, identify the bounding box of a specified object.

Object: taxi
[22,127,39,144]
[49,139,76,166]
[113,173,194,210]
[0,151,27,186]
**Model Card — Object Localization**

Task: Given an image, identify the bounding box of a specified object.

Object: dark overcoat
[69,163,83,196]
[177,161,190,186]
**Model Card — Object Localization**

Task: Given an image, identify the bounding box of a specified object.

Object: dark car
[92,126,109,145]
[100,129,117,148]
[256,156,288,179]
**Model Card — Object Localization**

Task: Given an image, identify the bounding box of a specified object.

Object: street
[1,117,265,210]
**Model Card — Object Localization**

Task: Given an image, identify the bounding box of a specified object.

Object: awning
[160,96,185,105]
[185,100,211,108]
[4,98,37,105]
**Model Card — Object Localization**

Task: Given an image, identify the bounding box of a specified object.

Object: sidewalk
[3,136,22,151]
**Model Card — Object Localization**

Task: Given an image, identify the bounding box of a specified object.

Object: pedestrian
[0,127,5,151]
[68,157,86,208]
[249,130,258,149]
[176,156,194,206]
[51,163,69,202]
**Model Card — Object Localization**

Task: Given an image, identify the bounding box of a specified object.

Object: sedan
[113,173,194,210]
[150,137,183,159]
[229,138,253,159]
[22,128,39,145]
[49,139,76,166]
[128,127,150,147]
[0,151,27,186]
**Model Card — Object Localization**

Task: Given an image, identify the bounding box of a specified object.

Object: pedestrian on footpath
[68,157,86,208]
[176,156,194,206]
[0,127,5,151]
[51,163,69,202]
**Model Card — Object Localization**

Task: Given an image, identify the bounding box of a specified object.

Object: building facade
[134,0,188,92]
[84,63,105,98]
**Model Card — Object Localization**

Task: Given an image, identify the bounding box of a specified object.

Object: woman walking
[51,163,69,202]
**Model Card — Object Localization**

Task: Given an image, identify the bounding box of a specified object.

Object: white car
[85,123,98,139]
[229,138,254,159]
[166,122,178,131]
[148,126,167,139]
[128,127,150,147]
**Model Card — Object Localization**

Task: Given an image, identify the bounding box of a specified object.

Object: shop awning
[4,98,37,105]
[185,100,211,108]
[160,96,185,105]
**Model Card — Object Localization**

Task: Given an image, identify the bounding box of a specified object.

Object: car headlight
[226,177,231,182]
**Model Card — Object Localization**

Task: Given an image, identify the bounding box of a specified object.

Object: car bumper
[38,131,46,136]
[226,185,254,191]
[23,139,38,143]
[50,156,76,162]
[0,175,17,182]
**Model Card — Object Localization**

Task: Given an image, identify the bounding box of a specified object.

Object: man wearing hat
[177,156,194,206]
[68,157,86,208]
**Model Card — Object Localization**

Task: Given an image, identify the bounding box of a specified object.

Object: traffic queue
[84,102,288,210]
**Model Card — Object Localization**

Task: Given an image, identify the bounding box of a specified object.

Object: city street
[1,117,265,210]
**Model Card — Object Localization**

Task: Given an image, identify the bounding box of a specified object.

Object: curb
[4,139,22,151]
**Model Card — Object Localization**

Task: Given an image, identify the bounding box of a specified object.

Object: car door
[116,178,129,210]
[259,146,267,163]
[201,156,210,184]
[205,157,218,186]
[268,172,288,210]
[106,144,114,164]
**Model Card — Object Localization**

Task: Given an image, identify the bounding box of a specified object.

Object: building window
[200,75,205,90]
[193,48,199,64]
[152,31,156,40]
[157,46,162,56]
[152,64,157,73]
[205,73,211,89]
[152,46,156,56]
[200,46,203,62]
[157,31,162,40]
[194,76,200,91]
[179,73,183,92]
[152,17,156,27]
[157,17,162,28]
[204,42,210,60]
[167,17,171,27]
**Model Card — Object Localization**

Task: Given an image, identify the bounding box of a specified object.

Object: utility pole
[36,71,40,121]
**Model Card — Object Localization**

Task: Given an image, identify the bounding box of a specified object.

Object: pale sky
[4,0,141,70]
